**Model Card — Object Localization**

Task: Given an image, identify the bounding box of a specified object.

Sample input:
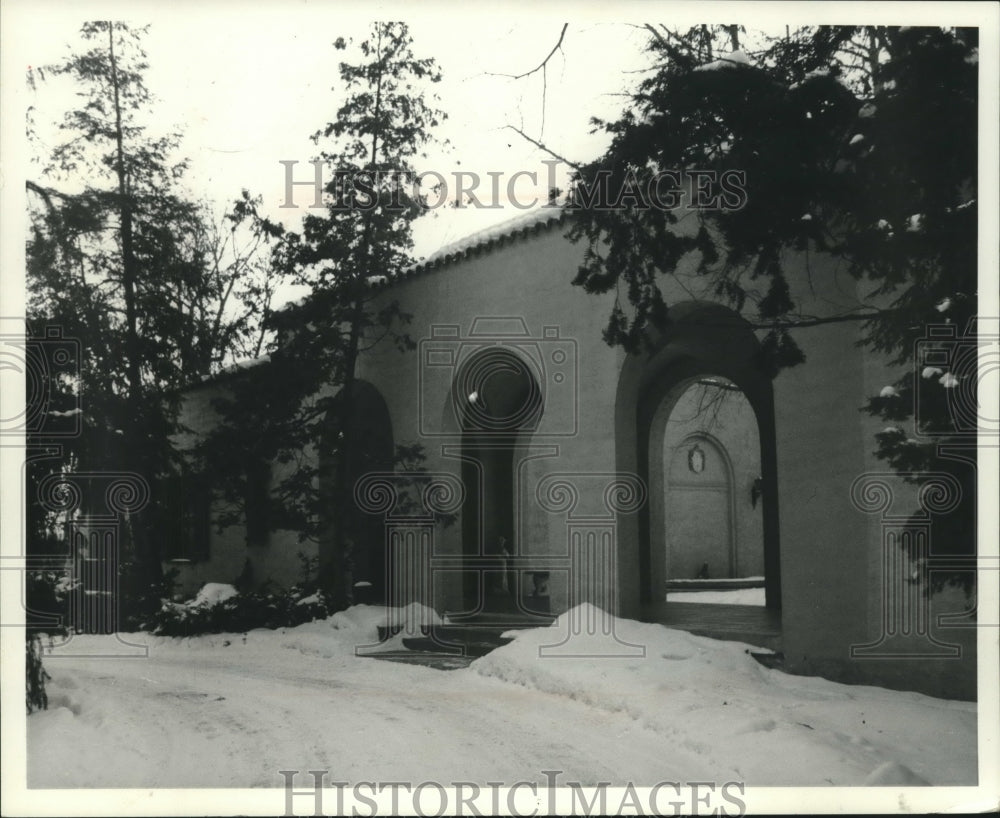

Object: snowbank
[28,603,977,787]
[472,604,976,785]
[272,602,444,657]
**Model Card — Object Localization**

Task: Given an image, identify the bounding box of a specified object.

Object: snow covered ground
[667,587,766,605]
[28,604,976,790]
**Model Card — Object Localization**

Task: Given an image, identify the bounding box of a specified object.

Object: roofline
[406,206,568,276]
[191,206,571,388]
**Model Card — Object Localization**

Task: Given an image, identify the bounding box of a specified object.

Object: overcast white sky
[11,4,997,255]
[3,2,997,292]
[15,7,655,261]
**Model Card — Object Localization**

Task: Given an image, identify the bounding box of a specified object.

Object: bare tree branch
[503,125,582,170]
[486,23,568,81]
[486,24,568,139]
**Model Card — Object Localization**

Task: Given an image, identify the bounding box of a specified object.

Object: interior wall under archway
[664,433,735,578]
[650,381,765,585]
[614,303,781,614]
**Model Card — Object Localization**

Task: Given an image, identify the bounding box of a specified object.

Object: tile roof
[406,206,568,276]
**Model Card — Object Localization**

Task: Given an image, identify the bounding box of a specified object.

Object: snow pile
[275,603,387,657]
[472,604,975,785]
[789,66,830,89]
[366,601,445,652]
[279,602,444,657]
[48,407,83,417]
[157,582,240,619]
[190,583,239,608]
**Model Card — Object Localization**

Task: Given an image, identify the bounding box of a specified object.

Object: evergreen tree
[26,22,280,622]
[199,22,446,608]
[566,25,978,590]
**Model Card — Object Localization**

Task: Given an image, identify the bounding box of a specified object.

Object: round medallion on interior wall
[687,443,705,474]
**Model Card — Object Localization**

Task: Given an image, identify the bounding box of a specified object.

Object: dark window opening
[245,460,271,548]
[160,471,211,563]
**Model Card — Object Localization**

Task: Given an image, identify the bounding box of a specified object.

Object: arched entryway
[453,346,542,613]
[320,380,395,603]
[615,302,781,647]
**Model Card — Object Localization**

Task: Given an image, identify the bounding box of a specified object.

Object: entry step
[665,577,765,591]
[404,620,555,658]
[364,650,476,670]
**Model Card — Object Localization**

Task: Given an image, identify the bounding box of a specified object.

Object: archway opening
[639,362,781,649]
[615,301,782,649]
[655,377,766,605]
[455,347,542,613]
[320,380,395,604]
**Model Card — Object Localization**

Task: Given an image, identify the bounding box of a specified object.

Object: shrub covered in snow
[148,582,333,637]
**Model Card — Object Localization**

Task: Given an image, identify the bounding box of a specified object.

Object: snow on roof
[693,49,751,72]
[194,352,271,386]
[408,206,567,274]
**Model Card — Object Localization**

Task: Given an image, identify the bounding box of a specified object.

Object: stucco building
[171,206,977,700]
